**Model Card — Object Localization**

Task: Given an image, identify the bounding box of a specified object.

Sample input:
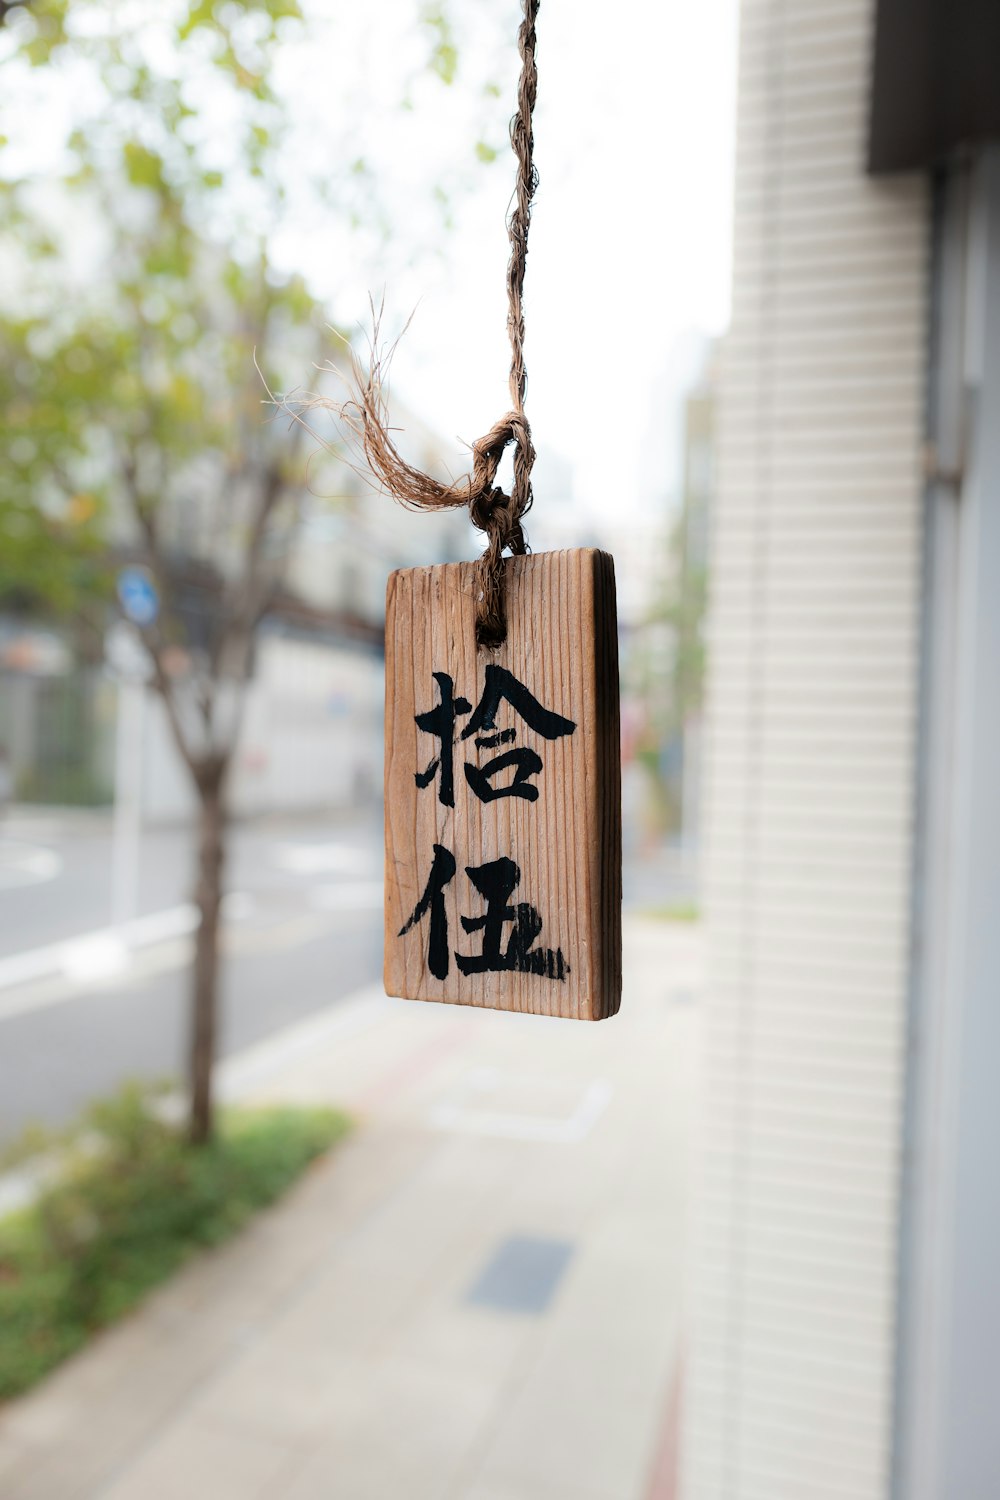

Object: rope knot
[468,485,506,534]
[468,410,533,543]
[467,409,532,648]
[470,485,527,557]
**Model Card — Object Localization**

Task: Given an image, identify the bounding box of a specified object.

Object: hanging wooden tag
[384,548,621,1020]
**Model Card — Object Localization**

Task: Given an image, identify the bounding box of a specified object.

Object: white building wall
[682,2,928,1497]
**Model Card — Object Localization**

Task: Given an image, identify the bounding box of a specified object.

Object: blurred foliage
[420,2,458,85]
[0,0,473,1143]
[639,902,701,924]
[0,0,331,631]
[0,1120,65,1175]
[15,757,112,806]
[0,1082,351,1400]
[0,0,470,637]
[641,514,707,739]
[625,502,708,839]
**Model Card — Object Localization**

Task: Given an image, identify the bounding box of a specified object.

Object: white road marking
[0,840,62,890]
[224,912,331,955]
[59,933,131,983]
[274,842,375,876]
[0,887,379,1021]
[309,881,383,911]
[429,1073,614,1144]
[0,904,198,1005]
[222,891,257,922]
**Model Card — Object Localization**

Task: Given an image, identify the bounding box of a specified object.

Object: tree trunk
[188,773,226,1145]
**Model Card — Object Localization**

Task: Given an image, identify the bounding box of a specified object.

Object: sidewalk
[0,919,702,1500]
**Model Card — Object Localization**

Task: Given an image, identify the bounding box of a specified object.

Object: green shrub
[0,1085,350,1401]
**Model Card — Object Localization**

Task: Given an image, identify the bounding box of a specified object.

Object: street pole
[111,673,144,929]
[109,570,158,933]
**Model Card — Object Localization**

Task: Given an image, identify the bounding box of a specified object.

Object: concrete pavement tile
[462,1479,621,1500]
[3,1336,265,1500]
[275,1357,498,1500]
[0,1436,33,1494]
[561,1244,682,1349]
[0,1132,434,1499]
[195,1346,370,1444]
[388,1296,530,1381]
[98,1416,292,1500]
[470,1323,676,1500]
[250,1006,473,1117]
[267,1140,522,1357]
[0,1449,104,1500]
[310,1163,543,1376]
[0,1316,243,1500]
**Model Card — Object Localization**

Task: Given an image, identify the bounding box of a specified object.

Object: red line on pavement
[358,1022,470,1111]
[646,1347,684,1500]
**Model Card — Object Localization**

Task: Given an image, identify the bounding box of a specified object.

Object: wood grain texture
[384,548,621,1020]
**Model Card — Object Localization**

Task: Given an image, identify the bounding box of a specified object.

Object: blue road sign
[116,568,159,627]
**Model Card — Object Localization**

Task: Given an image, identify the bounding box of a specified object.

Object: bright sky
[274,0,738,528]
[2,0,738,531]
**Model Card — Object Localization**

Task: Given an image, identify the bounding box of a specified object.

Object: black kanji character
[459,666,576,804]
[464,747,544,803]
[460,665,576,743]
[455,856,569,980]
[414,672,471,807]
[399,843,456,979]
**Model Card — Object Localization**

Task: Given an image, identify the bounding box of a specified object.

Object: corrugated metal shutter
[681,1,928,1496]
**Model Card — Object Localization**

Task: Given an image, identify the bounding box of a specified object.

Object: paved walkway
[0,919,702,1500]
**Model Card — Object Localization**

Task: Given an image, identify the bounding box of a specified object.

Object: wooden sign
[384,548,621,1020]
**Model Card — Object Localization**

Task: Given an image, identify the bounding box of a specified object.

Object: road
[0,808,385,1145]
[0,806,694,1148]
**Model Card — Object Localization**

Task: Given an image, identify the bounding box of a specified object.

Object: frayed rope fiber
[325,0,541,650]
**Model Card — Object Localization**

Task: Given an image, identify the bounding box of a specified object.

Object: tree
[0,0,461,1142]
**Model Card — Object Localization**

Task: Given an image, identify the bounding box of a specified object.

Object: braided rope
[444,0,541,647]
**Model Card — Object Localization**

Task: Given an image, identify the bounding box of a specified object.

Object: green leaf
[421,5,458,85]
[122,142,166,191]
[21,1,71,68]
[431,41,457,85]
[177,0,217,43]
